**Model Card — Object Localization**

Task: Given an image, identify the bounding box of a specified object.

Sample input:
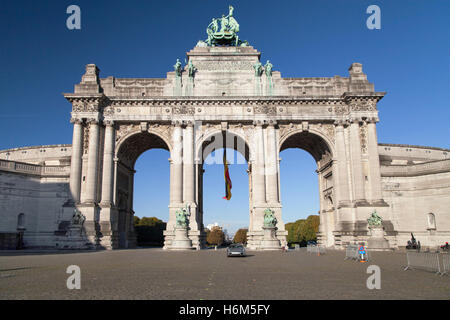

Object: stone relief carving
[334,104,349,115]
[194,61,253,71]
[349,99,377,112]
[71,98,106,113]
[115,79,166,87]
[115,123,140,143]
[72,100,99,113]
[360,122,368,154]
[311,123,335,145]
[149,124,173,147]
[103,106,114,116]
[83,125,89,154]
[173,106,195,115]
[254,106,276,115]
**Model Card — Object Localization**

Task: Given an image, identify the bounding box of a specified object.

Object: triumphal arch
[1,6,449,250]
[63,6,390,250]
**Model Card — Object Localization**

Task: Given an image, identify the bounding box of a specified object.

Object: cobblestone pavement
[0,248,449,300]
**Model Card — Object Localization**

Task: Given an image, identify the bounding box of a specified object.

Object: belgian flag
[222,148,232,200]
[223,132,231,200]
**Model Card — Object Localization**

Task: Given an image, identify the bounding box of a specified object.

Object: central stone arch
[195,127,252,245]
[278,127,337,247]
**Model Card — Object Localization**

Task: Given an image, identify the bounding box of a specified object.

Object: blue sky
[1,1,449,233]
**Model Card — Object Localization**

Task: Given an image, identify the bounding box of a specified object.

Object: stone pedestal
[169,227,193,250]
[367,227,391,251]
[56,225,93,250]
[260,227,281,250]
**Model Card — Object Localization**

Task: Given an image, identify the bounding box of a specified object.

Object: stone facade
[0,45,449,250]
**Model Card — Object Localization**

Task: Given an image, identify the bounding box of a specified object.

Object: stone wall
[379,144,450,249]
[0,152,71,248]
[0,233,19,249]
[0,144,71,165]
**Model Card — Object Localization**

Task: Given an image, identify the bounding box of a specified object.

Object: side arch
[278,127,335,159]
[278,126,337,248]
[115,129,172,168]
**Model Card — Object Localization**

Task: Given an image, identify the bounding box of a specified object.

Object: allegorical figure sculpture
[367,210,383,228]
[264,60,273,78]
[253,61,263,77]
[71,208,85,226]
[175,204,190,229]
[204,5,246,47]
[187,60,196,78]
[263,208,277,228]
[174,59,182,77]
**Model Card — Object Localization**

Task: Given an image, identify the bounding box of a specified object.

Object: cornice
[342,91,386,102]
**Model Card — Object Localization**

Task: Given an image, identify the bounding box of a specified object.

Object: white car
[227,243,246,257]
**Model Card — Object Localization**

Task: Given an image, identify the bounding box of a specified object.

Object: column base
[260,227,282,250]
[169,228,194,250]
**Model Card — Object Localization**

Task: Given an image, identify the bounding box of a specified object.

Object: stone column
[349,119,367,204]
[169,158,175,204]
[112,157,118,204]
[183,122,195,203]
[247,161,253,230]
[366,118,384,204]
[183,122,198,233]
[69,118,83,203]
[171,122,183,204]
[252,122,266,205]
[265,122,279,204]
[99,121,117,249]
[100,121,115,206]
[334,121,351,206]
[84,119,100,204]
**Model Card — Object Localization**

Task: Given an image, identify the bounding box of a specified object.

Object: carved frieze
[72,100,99,112]
[71,97,107,113]
[334,104,349,115]
[349,99,377,112]
[194,61,253,71]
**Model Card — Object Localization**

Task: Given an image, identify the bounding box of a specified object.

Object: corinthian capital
[86,118,99,125]
[104,120,114,127]
[70,118,83,125]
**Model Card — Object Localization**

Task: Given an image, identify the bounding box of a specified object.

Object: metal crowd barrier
[307,244,326,255]
[404,252,442,275]
[344,244,370,261]
[344,244,359,260]
[441,253,449,276]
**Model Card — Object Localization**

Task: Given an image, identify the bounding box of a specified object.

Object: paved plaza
[0,248,449,300]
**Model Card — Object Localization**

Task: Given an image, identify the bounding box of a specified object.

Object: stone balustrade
[381,159,450,177]
[0,159,70,177]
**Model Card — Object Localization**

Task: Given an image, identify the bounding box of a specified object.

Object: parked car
[307,240,317,246]
[227,243,246,257]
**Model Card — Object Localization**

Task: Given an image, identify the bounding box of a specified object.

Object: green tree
[300,215,320,242]
[286,215,320,247]
[233,228,248,244]
[133,216,166,247]
[206,227,224,246]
